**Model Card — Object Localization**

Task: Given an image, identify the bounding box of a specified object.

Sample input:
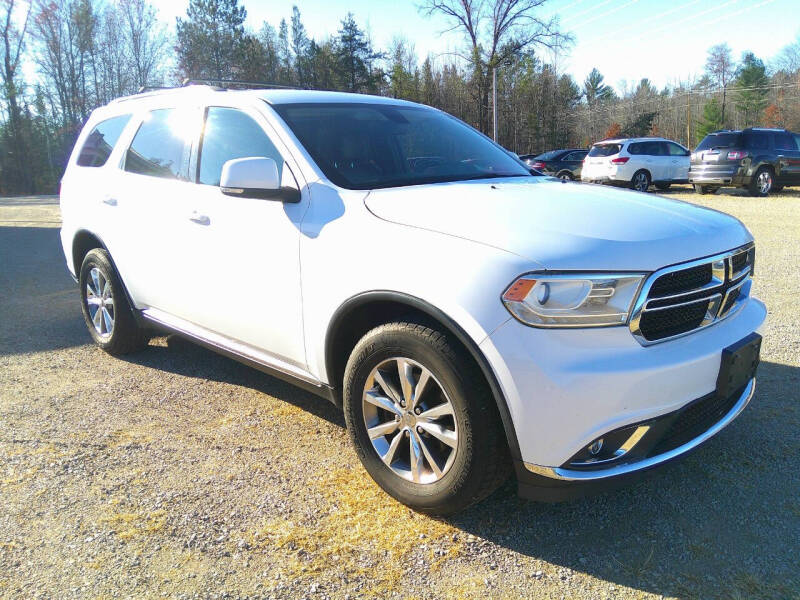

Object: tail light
[727,150,748,160]
[530,161,546,169]
[610,157,629,165]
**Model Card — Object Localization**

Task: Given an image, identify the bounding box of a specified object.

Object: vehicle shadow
[0,226,87,356]
[446,359,800,599]
[120,334,346,429]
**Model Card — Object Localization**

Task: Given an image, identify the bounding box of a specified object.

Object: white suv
[60,85,765,514]
[581,137,691,192]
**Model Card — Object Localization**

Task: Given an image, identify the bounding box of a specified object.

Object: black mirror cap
[221,186,301,203]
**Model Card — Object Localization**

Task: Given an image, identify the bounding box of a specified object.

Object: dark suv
[690,128,800,196]
[520,148,588,180]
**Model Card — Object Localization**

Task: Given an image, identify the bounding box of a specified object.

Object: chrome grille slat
[630,244,754,345]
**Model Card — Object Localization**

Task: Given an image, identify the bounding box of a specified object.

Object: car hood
[364,178,752,271]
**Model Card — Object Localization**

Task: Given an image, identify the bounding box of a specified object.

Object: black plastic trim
[326,290,523,462]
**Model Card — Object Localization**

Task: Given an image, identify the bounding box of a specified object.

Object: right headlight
[502,273,646,327]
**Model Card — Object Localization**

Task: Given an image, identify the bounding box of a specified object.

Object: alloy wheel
[633,172,649,192]
[85,267,114,338]
[362,357,458,484]
[757,170,772,194]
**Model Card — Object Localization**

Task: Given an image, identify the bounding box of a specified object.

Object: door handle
[188,212,210,226]
[101,196,117,206]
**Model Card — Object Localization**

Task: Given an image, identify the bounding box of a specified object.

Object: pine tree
[696,98,723,143]
[735,52,769,126]
[176,0,247,80]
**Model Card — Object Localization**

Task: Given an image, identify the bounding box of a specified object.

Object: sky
[104,0,800,92]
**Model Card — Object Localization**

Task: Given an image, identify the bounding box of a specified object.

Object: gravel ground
[1,189,798,599]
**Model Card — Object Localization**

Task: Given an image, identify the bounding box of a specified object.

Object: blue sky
[153,0,799,91]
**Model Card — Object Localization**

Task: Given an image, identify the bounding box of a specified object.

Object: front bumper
[479,295,766,495]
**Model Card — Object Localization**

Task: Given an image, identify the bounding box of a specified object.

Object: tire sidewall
[79,249,125,350]
[343,325,483,512]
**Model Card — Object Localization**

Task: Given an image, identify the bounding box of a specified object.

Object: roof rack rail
[181,78,300,90]
[743,126,788,132]
[137,85,172,93]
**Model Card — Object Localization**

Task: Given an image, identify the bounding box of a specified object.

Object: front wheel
[748,167,773,197]
[631,170,651,192]
[343,321,509,515]
[79,249,149,354]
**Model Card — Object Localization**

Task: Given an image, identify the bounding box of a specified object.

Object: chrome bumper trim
[524,378,755,481]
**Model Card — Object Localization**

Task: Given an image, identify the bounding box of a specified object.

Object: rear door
[773,131,800,185]
[563,150,587,175]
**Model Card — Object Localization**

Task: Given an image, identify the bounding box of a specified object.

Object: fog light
[588,439,604,455]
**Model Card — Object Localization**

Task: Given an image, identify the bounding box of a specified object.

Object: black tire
[694,184,717,195]
[748,166,774,197]
[342,321,510,515]
[654,182,671,191]
[631,170,651,192]
[557,171,574,181]
[79,248,149,355]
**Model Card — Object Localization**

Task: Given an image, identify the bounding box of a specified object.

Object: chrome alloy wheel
[362,357,458,484]
[633,172,649,192]
[757,170,772,194]
[85,267,114,338]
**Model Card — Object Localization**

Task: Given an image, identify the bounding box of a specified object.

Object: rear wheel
[631,170,651,192]
[557,171,574,181]
[343,321,509,515]
[79,249,149,354]
[748,166,773,197]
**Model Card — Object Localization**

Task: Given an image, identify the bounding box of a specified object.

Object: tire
[342,321,510,515]
[79,248,149,355]
[557,171,574,181]
[694,184,717,195]
[748,166,774,197]
[654,182,671,191]
[631,170,651,193]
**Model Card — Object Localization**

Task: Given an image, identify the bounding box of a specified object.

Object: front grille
[649,263,712,297]
[630,245,754,344]
[638,301,709,340]
[648,386,744,456]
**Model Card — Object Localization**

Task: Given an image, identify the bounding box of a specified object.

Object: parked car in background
[520,148,588,180]
[60,85,765,515]
[690,127,800,196]
[581,137,691,192]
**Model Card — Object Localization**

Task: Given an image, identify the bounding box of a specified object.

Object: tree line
[2,0,799,195]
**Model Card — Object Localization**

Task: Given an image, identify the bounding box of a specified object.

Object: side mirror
[220,157,300,203]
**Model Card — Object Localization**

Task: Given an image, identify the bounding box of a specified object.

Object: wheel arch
[324,290,523,462]
[556,170,574,180]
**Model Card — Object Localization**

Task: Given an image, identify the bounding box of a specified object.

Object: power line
[569,0,642,31]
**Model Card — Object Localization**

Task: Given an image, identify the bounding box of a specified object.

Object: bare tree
[1,0,32,191]
[119,0,167,90]
[705,43,736,124]
[421,0,567,134]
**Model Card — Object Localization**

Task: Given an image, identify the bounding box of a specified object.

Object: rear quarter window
[588,144,621,157]
[76,114,132,167]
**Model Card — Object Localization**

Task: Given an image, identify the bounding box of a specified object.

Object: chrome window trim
[629,243,754,346]
[524,378,755,481]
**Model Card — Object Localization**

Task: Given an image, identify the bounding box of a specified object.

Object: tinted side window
[643,141,664,155]
[628,143,642,155]
[564,151,586,161]
[76,114,131,167]
[667,142,688,156]
[774,132,795,151]
[742,132,770,151]
[198,107,283,186]
[124,109,190,180]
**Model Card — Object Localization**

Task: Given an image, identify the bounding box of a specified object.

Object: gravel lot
[1,189,798,599]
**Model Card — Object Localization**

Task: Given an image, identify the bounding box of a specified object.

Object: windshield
[696,133,741,151]
[588,143,621,157]
[272,102,531,190]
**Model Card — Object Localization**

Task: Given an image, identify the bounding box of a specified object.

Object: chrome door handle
[101,196,117,206]
[188,212,210,225]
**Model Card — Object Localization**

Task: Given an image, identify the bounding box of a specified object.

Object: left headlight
[502,273,645,327]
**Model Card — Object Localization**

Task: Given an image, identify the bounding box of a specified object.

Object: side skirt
[140,309,337,404]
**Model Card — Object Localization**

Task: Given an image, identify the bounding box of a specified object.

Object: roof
[594,137,674,144]
[109,84,419,108]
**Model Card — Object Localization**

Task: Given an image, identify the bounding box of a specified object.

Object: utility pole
[686,79,691,147]
[492,65,498,142]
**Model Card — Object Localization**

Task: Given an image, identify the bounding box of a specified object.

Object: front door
[178,105,308,369]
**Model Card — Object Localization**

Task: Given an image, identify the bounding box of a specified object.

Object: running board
[140,308,336,404]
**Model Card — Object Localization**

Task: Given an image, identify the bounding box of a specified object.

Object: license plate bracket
[716,333,761,398]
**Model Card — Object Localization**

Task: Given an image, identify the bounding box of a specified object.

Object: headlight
[502,273,645,327]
